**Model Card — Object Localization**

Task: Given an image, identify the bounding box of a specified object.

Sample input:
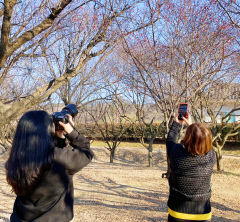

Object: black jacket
[166,121,215,215]
[10,130,94,222]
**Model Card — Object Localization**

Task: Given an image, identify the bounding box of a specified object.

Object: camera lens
[52,104,78,125]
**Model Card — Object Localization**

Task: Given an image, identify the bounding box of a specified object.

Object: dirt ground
[0,146,240,222]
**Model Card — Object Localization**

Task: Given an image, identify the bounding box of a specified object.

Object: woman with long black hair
[166,113,215,222]
[5,110,94,222]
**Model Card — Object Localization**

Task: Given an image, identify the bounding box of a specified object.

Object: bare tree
[0,0,159,141]
[138,115,165,167]
[190,81,240,171]
[124,87,165,167]
[216,0,240,28]
[0,0,91,123]
[39,4,118,108]
[212,109,240,171]
[86,93,131,163]
[117,0,239,173]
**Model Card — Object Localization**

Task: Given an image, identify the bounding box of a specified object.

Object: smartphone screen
[178,103,188,120]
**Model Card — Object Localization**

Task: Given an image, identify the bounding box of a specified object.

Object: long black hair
[5,110,55,195]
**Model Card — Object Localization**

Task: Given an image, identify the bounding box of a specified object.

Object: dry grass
[91,140,240,155]
[0,146,240,222]
[90,141,165,149]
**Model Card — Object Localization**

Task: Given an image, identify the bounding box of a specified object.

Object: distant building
[204,82,240,123]
[204,106,240,123]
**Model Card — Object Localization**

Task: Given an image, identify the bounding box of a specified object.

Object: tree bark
[215,148,224,171]
[0,0,73,70]
[148,142,153,167]
[110,149,115,163]
[0,0,17,70]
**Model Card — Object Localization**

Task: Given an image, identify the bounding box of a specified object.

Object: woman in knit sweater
[166,113,215,222]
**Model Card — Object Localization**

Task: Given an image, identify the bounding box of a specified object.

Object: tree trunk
[215,148,224,171]
[148,142,153,167]
[110,147,116,163]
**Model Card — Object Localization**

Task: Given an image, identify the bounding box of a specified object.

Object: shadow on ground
[74,174,168,221]
[211,216,239,222]
[73,173,240,222]
[212,202,240,214]
[106,148,166,169]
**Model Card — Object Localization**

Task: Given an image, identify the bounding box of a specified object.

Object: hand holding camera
[52,104,78,138]
[58,114,74,134]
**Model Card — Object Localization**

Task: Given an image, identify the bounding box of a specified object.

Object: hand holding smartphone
[176,103,192,126]
[178,103,188,120]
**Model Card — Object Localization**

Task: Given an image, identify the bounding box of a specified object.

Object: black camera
[52,104,78,127]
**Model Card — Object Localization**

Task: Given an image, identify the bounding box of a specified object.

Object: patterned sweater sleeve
[166,121,182,157]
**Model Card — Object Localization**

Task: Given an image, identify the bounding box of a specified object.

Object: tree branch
[0,0,17,57]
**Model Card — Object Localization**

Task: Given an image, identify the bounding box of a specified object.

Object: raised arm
[166,113,192,152]
[54,114,94,174]
[166,121,182,144]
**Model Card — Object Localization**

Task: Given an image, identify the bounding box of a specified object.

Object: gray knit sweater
[166,121,215,214]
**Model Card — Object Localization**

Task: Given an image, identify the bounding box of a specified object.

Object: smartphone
[178,103,188,120]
